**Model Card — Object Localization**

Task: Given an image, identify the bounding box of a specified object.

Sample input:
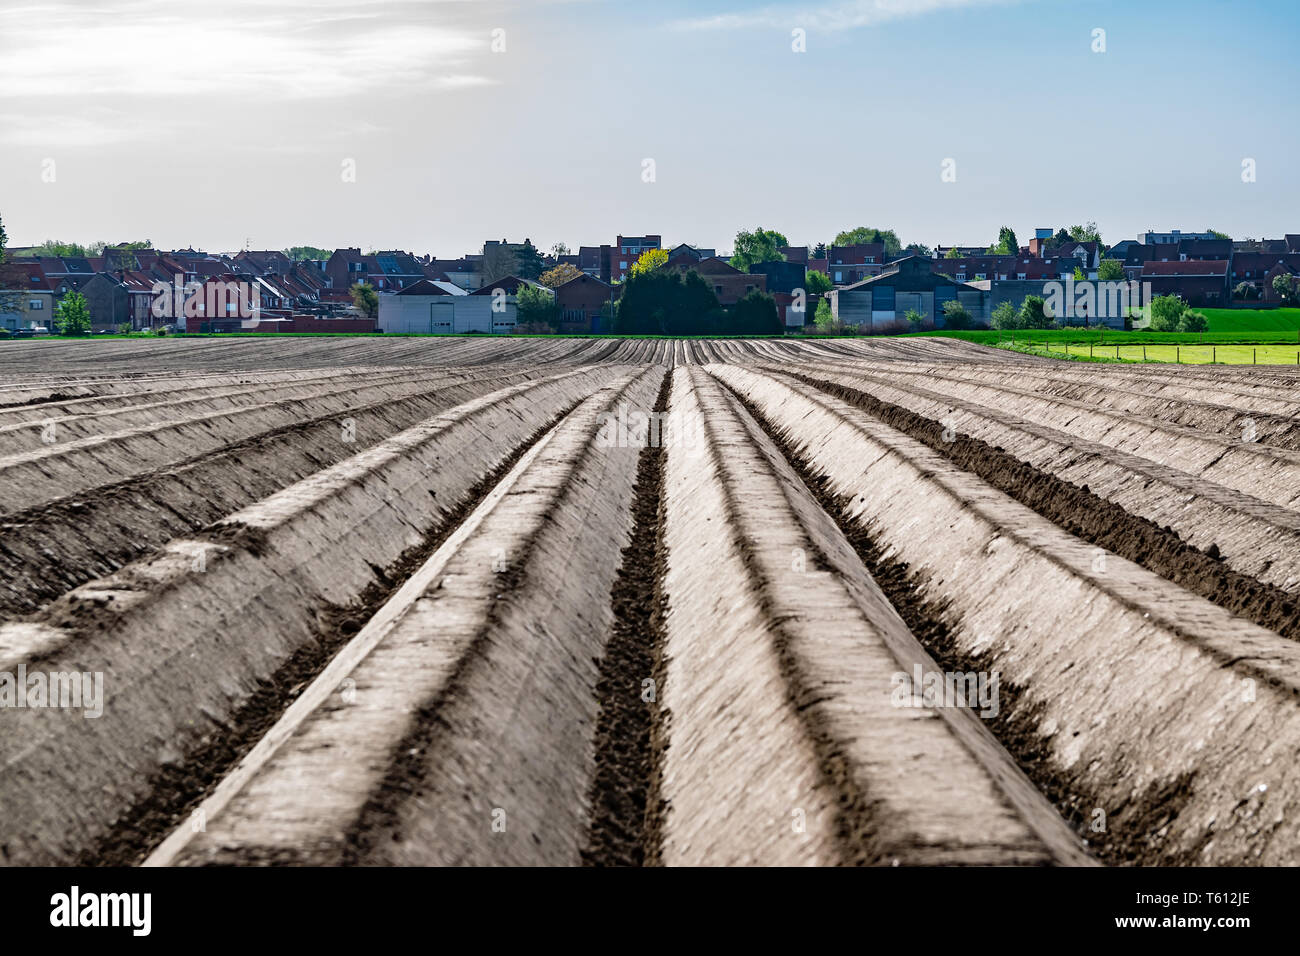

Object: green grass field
[1002,340,1300,365]
[1200,308,1300,333]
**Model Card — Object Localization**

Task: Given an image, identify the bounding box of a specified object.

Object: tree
[1234,281,1258,301]
[813,298,838,333]
[514,240,545,280]
[1207,229,1231,241]
[941,299,973,330]
[1068,221,1103,245]
[614,268,722,335]
[988,226,1018,255]
[903,242,932,257]
[516,283,559,330]
[55,291,92,335]
[730,227,788,272]
[350,281,379,318]
[539,262,582,289]
[803,270,833,295]
[1052,228,1072,247]
[812,242,828,260]
[1272,274,1298,306]
[1098,258,1125,281]
[1148,294,1187,331]
[550,242,571,258]
[1073,266,1086,281]
[945,247,963,259]
[1178,310,1208,333]
[727,288,783,335]
[1020,295,1054,329]
[833,227,902,257]
[629,248,669,278]
[0,214,6,265]
[284,246,330,261]
[991,300,1021,330]
[904,309,924,332]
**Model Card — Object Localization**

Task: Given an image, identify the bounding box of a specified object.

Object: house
[747,260,806,326]
[1141,229,1220,245]
[609,234,662,283]
[667,243,717,262]
[664,255,766,307]
[79,272,132,330]
[1140,260,1230,306]
[233,250,295,275]
[325,249,426,292]
[0,263,57,331]
[826,243,885,285]
[777,246,809,265]
[1230,253,1300,299]
[933,256,1072,283]
[827,256,986,329]
[553,273,612,333]
[425,257,482,291]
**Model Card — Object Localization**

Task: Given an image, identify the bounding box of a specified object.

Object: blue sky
[0,0,1296,256]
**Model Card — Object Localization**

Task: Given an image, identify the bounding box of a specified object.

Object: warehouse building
[826,256,986,329]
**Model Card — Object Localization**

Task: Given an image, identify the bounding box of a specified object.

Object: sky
[0,0,1297,257]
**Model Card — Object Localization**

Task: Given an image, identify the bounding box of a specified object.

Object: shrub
[991,300,1020,330]
[1148,294,1187,332]
[941,299,973,330]
[1019,295,1054,329]
[1178,310,1208,333]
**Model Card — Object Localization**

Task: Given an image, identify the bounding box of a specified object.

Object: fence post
[1143,345,1147,361]
[1254,348,1257,365]
[1176,346,1180,363]
[1213,346,1216,363]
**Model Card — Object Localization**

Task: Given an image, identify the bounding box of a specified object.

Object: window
[714,285,723,295]
[1017,273,1026,280]
[975,273,986,280]
[29,300,43,309]
[955,273,966,281]
[834,271,843,283]
[620,262,627,270]
[746,285,754,292]
[865,256,875,263]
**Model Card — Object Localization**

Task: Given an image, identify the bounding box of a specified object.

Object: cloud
[672,0,1023,32]
[0,0,493,100]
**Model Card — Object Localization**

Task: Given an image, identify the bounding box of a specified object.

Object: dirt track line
[0,367,620,866]
[153,368,663,866]
[655,366,1088,865]
[580,373,672,867]
[785,364,1300,597]
[844,363,1300,512]
[710,363,1300,865]
[0,368,553,618]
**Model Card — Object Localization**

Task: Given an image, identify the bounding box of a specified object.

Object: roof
[395,278,467,296]
[470,275,545,295]
[836,255,984,293]
[1141,260,1229,276]
[554,272,610,290]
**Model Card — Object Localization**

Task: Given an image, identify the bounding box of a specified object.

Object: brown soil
[580,373,672,867]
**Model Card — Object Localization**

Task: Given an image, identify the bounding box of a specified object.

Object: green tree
[1020,295,1053,329]
[903,242,932,257]
[945,247,963,259]
[284,246,331,261]
[0,214,7,265]
[1234,282,1257,301]
[1272,274,1298,306]
[55,291,92,335]
[1178,310,1208,333]
[1097,258,1125,281]
[727,288,782,335]
[1206,229,1231,240]
[904,309,924,332]
[1073,266,1086,281]
[1052,228,1072,247]
[629,248,669,278]
[615,268,722,335]
[833,226,902,257]
[803,270,833,295]
[516,282,559,330]
[812,242,828,260]
[941,299,973,330]
[813,298,837,333]
[1148,294,1187,331]
[514,241,545,280]
[730,227,788,272]
[539,262,582,289]
[1068,221,1102,245]
[988,226,1018,255]
[350,281,379,318]
[991,300,1021,330]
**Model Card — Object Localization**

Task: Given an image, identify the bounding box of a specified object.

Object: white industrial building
[378,276,545,334]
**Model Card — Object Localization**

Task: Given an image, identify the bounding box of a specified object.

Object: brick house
[553,273,612,333]
[1140,260,1230,306]
[826,243,885,285]
[664,255,766,307]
